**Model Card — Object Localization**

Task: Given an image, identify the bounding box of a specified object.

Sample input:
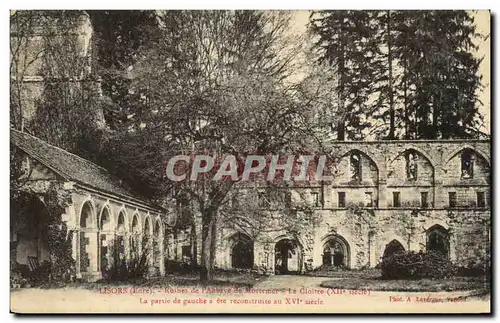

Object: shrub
[456,254,491,278]
[381,250,455,279]
[104,237,151,281]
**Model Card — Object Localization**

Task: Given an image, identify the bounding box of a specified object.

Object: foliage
[88,10,159,130]
[96,10,328,283]
[310,10,486,140]
[455,253,491,278]
[104,235,151,281]
[381,250,455,279]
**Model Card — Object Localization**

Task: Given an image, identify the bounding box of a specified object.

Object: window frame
[393,191,401,208]
[338,192,346,208]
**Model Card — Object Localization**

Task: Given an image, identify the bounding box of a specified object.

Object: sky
[290,10,491,134]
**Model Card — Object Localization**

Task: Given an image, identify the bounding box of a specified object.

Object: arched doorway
[79,202,97,275]
[153,220,162,273]
[230,233,254,269]
[427,225,449,258]
[322,235,350,268]
[144,217,152,265]
[98,207,112,275]
[114,211,127,273]
[382,239,405,259]
[275,238,302,274]
[130,214,141,259]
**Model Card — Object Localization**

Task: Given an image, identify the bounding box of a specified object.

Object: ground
[11,273,490,314]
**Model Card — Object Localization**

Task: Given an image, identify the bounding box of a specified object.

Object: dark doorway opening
[275,238,301,275]
[230,233,254,269]
[382,239,405,259]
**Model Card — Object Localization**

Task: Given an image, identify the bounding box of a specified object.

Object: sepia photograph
[9,9,491,314]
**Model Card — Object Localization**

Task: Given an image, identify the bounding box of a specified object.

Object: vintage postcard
[9,9,491,314]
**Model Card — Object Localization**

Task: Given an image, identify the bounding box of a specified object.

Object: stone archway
[98,206,112,275]
[230,233,254,269]
[79,201,98,276]
[382,239,405,259]
[427,225,450,258]
[321,235,350,268]
[113,211,127,272]
[275,238,302,275]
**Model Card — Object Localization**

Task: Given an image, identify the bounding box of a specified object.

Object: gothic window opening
[406,152,418,180]
[461,150,474,179]
[350,153,362,181]
[426,225,449,258]
[322,237,349,268]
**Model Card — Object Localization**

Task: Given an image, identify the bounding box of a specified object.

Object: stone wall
[215,140,491,273]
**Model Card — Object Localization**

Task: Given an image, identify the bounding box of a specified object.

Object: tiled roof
[11,128,154,207]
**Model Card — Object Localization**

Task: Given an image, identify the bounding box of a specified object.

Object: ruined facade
[216,140,491,274]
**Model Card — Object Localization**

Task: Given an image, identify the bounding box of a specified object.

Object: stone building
[216,140,491,274]
[11,129,170,281]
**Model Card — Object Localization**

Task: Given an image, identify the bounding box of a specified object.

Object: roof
[11,128,158,210]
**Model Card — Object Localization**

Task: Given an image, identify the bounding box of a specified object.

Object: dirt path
[10,275,490,314]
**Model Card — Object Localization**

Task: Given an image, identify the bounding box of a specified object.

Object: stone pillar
[159,236,165,275]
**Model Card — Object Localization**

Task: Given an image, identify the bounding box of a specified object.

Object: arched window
[406,152,418,180]
[99,207,111,232]
[350,153,362,181]
[426,225,449,257]
[461,150,474,179]
[144,218,152,237]
[116,212,126,234]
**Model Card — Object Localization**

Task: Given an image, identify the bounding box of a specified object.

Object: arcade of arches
[74,200,165,281]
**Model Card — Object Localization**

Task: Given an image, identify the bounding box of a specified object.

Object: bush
[456,254,491,278]
[381,250,455,279]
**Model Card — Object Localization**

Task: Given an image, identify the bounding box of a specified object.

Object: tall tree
[310,10,380,140]
[88,10,159,130]
[102,10,329,283]
[310,10,485,140]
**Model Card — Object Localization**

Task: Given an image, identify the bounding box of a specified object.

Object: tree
[101,10,329,283]
[10,10,105,159]
[309,10,486,140]
[310,10,380,140]
[88,10,160,130]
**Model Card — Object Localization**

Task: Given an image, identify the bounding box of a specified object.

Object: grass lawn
[307,267,381,279]
[320,276,490,293]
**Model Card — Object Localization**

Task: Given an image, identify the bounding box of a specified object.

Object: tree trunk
[387,10,395,139]
[199,207,217,284]
[190,220,198,269]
